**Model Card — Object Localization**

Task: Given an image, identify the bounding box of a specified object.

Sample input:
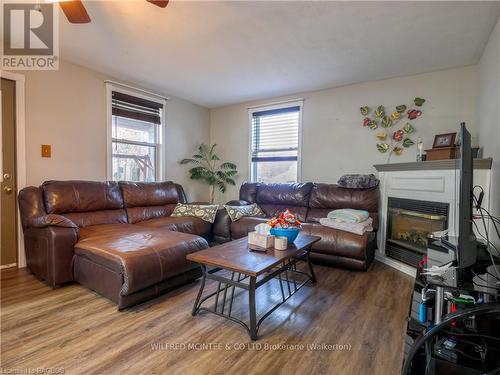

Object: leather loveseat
[213,182,379,270]
[18,180,210,309]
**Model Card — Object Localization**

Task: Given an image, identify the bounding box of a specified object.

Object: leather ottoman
[73,224,208,309]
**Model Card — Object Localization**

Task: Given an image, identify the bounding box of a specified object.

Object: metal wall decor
[360,97,426,161]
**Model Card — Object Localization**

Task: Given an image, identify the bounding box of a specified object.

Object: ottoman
[73,224,208,309]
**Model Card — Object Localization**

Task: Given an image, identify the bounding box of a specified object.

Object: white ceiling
[59,1,500,108]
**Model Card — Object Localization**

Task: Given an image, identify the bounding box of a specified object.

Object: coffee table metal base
[191,251,317,340]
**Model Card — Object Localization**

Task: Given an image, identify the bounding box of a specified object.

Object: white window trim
[105,82,167,182]
[247,99,304,183]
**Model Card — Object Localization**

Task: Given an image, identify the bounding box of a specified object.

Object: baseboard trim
[0,263,17,270]
[375,253,416,277]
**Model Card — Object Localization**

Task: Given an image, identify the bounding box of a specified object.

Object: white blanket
[319,217,373,235]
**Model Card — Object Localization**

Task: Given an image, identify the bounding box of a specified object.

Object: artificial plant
[360,97,426,161]
[180,144,238,203]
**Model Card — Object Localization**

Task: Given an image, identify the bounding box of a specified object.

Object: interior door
[1,78,18,268]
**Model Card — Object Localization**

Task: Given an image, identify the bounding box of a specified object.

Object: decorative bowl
[270,227,301,243]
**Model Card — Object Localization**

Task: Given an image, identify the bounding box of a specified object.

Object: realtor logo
[1,1,59,70]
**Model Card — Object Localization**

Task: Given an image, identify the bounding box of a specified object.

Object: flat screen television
[457,122,477,268]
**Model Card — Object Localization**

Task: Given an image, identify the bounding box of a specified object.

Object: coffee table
[187,234,321,340]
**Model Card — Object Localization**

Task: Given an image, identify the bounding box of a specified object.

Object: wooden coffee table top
[187,234,321,277]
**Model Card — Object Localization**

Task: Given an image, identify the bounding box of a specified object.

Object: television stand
[402,240,500,374]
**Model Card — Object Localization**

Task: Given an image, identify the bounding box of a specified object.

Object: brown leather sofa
[213,182,379,270]
[18,180,210,309]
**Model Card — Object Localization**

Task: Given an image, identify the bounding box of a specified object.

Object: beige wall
[210,66,479,202]
[20,60,210,201]
[478,17,500,245]
[15,60,486,209]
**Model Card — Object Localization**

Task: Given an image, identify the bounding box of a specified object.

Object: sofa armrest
[213,207,232,243]
[212,200,254,243]
[23,226,79,286]
[27,214,79,229]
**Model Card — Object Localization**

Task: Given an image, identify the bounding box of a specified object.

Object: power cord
[472,188,500,279]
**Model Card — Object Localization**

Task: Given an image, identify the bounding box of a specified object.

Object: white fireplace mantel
[374,158,492,277]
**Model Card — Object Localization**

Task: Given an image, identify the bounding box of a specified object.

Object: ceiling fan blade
[147,0,169,8]
[59,0,91,24]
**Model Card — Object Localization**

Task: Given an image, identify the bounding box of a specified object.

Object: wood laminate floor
[1,261,413,375]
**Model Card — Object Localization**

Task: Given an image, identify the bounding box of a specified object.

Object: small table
[187,234,321,340]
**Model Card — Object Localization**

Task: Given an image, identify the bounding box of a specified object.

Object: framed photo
[432,132,456,148]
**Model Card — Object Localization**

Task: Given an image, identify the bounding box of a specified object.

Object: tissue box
[248,231,275,251]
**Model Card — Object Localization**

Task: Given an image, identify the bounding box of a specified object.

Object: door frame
[1,71,27,268]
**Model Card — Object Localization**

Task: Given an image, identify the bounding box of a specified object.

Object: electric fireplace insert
[386,197,449,267]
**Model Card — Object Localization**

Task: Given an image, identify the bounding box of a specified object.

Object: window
[107,87,164,182]
[250,103,302,183]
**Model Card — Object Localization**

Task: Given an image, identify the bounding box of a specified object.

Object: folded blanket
[319,217,373,235]
[327,209,369,223]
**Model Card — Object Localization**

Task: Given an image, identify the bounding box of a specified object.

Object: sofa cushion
[79,223,135,239]
[135,216,212,238]
[75,224,208,295]
[58,210,127,228]
[256,182,313,206]
[41,181,127,227]
[42,180,124,214]
[125,206,176,224]
[119,181,179,224]
[308,184,378,210]
[300,222,375,261]
[254,183,313,221]
[230,217,269,239]
[306,184,379,230]
[120,181,179,207]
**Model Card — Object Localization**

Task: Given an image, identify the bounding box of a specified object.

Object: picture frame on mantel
[432,132,456,148]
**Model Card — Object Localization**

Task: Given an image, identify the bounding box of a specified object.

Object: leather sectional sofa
[18,179,379,309]
[213,182,379,270]
[18,180,210,309]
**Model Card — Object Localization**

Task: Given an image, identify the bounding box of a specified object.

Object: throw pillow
[171,203,219,223]
[224,203,266,222]
[337,174,379,189]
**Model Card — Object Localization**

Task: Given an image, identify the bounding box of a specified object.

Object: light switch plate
[41,144,51,158]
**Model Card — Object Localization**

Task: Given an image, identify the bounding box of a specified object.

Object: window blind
[112,91,163,124]
[251,106,300,162]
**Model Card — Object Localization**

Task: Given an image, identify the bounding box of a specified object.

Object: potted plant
[180,144,238,204]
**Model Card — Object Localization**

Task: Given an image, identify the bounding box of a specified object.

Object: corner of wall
[478,16,500,245]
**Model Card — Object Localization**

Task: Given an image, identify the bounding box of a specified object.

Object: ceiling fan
[55,0,169,24]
